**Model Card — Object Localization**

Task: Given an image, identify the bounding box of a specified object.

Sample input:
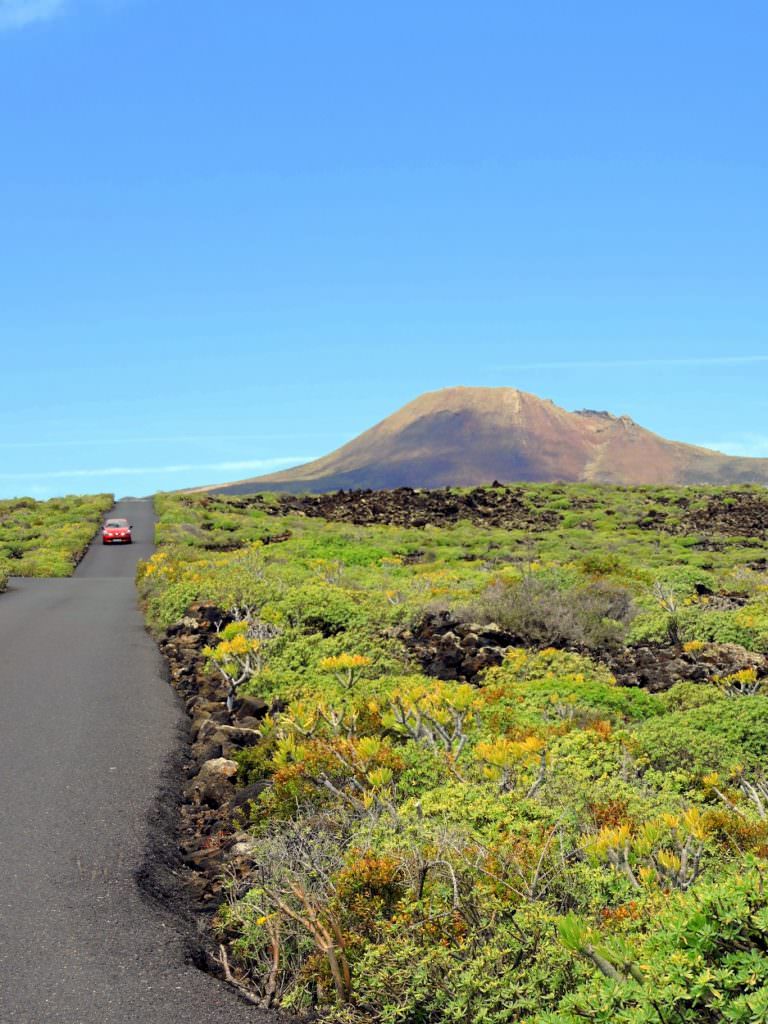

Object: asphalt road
[0,500,269,1023]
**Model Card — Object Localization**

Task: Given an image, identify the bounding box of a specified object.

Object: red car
[102,518,133,544]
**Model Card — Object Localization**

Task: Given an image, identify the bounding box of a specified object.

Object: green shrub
[465,574,635,652]
[637,697,768,780]
[268,582,383,636]
[549,865,768,1024]
[481,648,662,723]
[661,680,726,711]
[0,494,112,579]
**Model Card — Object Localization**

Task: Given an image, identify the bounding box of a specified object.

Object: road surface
[0,500,268,1023]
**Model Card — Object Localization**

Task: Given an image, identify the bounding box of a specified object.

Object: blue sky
[1,0,767,499]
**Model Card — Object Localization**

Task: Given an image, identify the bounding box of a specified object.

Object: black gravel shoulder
[0,500,271,1023]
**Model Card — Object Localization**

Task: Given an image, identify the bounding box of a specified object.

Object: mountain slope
[198,387,768,493]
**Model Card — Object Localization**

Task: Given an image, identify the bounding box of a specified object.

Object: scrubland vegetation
[140,485,768,1022]
[0,494,113,588]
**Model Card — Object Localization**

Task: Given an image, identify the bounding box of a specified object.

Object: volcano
[198,387,768,493]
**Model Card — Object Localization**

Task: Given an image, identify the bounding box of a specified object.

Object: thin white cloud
[0,456,316,481]
[0,0,66,29]
[0,433,337,450]
[699,435,768,459]
[501,356,768,371]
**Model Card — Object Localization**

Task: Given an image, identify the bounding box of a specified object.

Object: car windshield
[105,520,128,528]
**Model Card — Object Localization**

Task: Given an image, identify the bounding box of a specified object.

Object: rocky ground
[210,487,768,538]
[154,606,274,994]
[680,492,768,538]
[626,491,768,538]
[400,609,768,691]
[230,486,563,530]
